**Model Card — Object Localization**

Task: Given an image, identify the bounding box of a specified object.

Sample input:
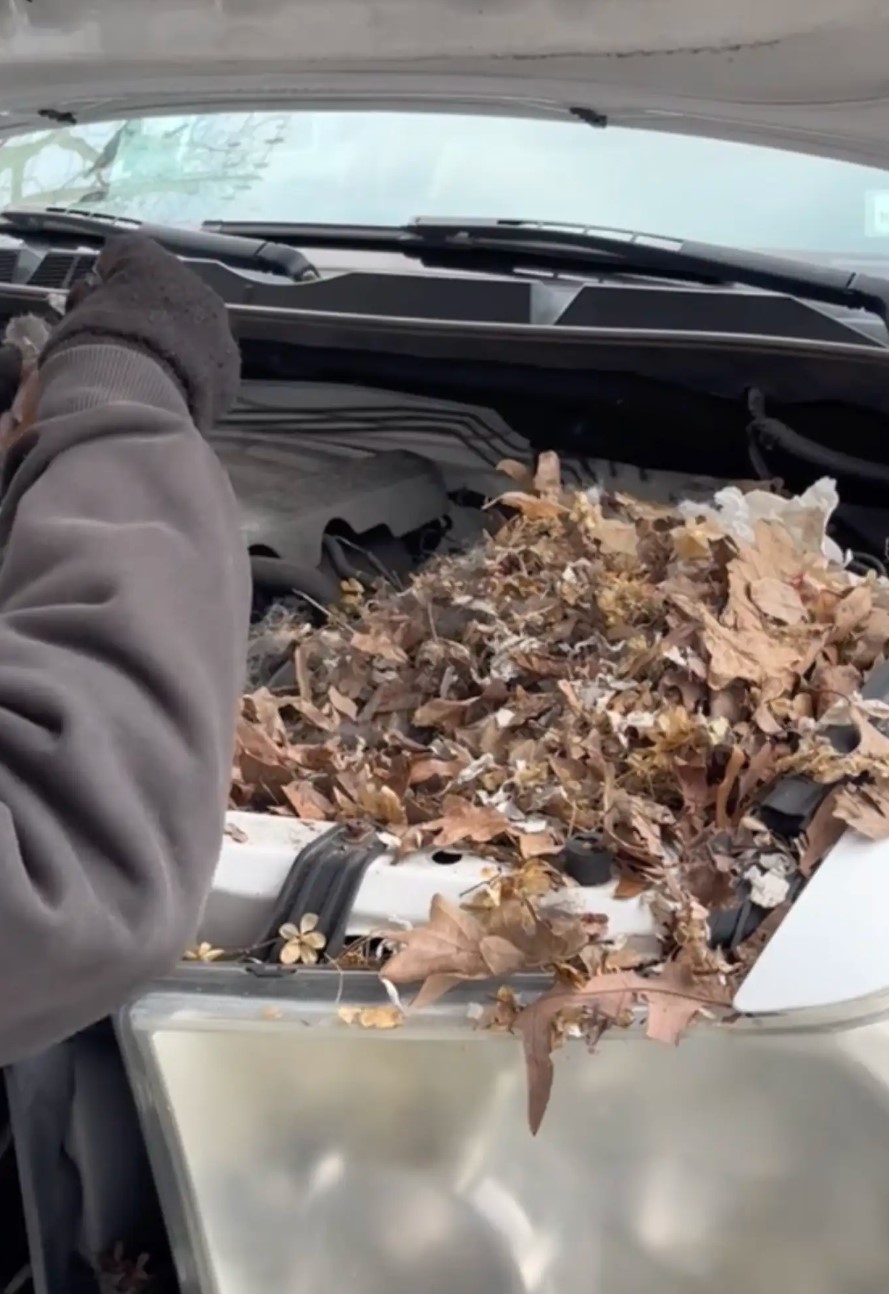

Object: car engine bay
[5,287,889,1294]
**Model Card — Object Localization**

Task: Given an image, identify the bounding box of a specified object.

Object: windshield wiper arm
[406,217,889,325]
[204,214,889,325]
[0,206,318,283]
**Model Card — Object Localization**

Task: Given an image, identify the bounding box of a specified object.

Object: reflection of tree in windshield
[3,110,889,251]
[0,125,113,207]
[0,113,291,225]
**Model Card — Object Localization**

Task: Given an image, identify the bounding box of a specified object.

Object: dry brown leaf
[280,781,335,821]
[848,606,889,667]
[749,576,806,625]
[715,746,745,829]
[516,831,562,860]
[605,789,672,862]
[594,517,639,557]
[350,630,408,665]
[381,894,585,1012]
[358,782,407,826]
[613,874,651,900]
[233,717,293,795]
[737,741,779,803]
[643,962,722,1044]
[413,696,480,731]
[382,895,488,1003]
[699,611,804,689]
[811,662,862,717]
[431,797,511,849]
[476,935,527,976]
[832,584,873,641]
[487,899,587,968]
[294,643,313,700]
[496,458,535,488]
[235,717,284,764]
[408,757,464,785]
[500,859,563,900]
[291,699,336,732]
[495,492,568,521]
[338,1005,405,1030]
[533,449,562,499]
[672,520,721,562]
[515,971,726,1133]
[329,686,358,720]
[745,520,817,584]
[478,985,521,1031]
[674,759,712,811]
[242,688,287,740]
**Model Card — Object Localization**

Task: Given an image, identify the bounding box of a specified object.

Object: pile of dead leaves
[232,455,889,1129]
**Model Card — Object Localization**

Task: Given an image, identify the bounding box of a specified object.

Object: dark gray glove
[42,234,240,432]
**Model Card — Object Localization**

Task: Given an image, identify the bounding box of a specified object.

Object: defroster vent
[29,250,97,289]
[0,249,18,284]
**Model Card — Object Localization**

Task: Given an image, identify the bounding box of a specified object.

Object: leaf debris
[233,463,889,1128]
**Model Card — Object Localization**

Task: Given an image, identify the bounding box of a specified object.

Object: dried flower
[278,914,327,965]
[184,942,225,963]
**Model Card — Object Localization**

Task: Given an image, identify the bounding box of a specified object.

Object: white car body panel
[205,810,657,950]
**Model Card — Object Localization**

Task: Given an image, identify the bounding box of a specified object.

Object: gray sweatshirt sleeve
[0,343,250,1062]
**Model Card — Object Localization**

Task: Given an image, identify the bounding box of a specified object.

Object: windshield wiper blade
[406,217,889,324]
[203,217,724,282]
[204,215,889,325]
[0,206,318,283]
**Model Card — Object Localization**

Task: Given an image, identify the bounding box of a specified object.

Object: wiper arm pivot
[0,206,318,283]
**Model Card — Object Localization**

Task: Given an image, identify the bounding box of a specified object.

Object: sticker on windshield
[865,191,889,236]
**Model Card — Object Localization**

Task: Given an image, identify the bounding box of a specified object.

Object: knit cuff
[38,343,189,422]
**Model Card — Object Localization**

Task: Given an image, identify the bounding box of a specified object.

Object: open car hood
[2,0,889,168]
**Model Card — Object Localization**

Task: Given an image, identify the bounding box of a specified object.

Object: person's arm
[0,239,250,1062]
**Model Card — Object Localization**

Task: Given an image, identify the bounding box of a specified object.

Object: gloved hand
[43,234,240,432]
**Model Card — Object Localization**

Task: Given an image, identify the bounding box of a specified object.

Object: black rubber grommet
[560,834,616,887]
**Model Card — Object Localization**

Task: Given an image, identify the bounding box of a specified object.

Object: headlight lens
[119,971,889,1294]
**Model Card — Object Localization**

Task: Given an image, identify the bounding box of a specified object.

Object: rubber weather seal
[257,826,385,964]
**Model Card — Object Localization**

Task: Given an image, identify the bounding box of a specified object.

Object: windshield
[3,109,889,256]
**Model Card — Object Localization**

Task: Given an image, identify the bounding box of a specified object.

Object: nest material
[231,454,889,1129]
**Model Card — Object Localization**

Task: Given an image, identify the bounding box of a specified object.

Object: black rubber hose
[748,387,889,487]
[249,555,339,605]
[321,534,356,584]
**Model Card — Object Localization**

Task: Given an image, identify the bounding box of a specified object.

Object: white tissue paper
[679,477,845,564]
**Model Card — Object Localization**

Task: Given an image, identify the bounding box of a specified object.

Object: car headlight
[119,968,889,1294]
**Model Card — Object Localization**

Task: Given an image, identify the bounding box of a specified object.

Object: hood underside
[3,0,889,168]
